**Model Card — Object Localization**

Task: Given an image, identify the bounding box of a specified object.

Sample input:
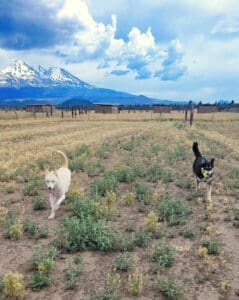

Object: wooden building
[94,104,118,114]
[152,104,171,113]
[25,104,55,113]
[198,105,218,113]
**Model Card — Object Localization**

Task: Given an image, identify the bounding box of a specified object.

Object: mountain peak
[0,60,92,88]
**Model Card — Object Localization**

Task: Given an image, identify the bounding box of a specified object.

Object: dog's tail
[56,150,68,168]
[192,142,202,158]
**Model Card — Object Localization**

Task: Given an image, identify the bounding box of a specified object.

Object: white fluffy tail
[56,150,68,168]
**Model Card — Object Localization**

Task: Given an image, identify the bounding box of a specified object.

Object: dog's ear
[211,158,214,167]
[45,168,49,174]
[53,171,58,177]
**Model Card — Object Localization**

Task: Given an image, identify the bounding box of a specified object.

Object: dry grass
[1,111,239,172]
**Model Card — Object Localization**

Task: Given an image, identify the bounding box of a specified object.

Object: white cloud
[211,16,239,34]
[55,0,186,80]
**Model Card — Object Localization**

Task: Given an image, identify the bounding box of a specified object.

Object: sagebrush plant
[158,192,191,226]
[134,227,152,247]
[114,252,133,272]
[85,159,104,177]
[128,272,143,296]
[157,275,184,300]
[123,192,135,206]
[120,233,136,252]
[32,197,46,210]
[23,219,48,239]
[22,173,42,196]
[0,206,8,224]
[146,163,164,182]
[91,171,119,198]
[113,165,137,183]
[144,211,159,233]
[8,222,23,240]
[179,226,195,240]
[28,246,58,290]
[95,191,117,219]
[135,182,152,205]
[151,239,176,271]
[3,272,25,300]
[64,261,83,290]
[55,215,121,252]
[69,158,85,172]
[201,237,222,255]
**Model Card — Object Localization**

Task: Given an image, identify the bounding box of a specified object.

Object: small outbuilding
[94,104,118,114]
[152,104,171,113]
[197,105,218,113]
[25,104,55,113]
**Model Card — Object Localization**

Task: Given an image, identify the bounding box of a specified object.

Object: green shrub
[22,173,42,196]
[123,192,135,206]
[151,239,176,270]
[64,262,83,290]
[85,160,104,177]
[157,275,184,300]
[176,178,192,189]
[179,226,195,240]
[158,193,191,226]
[201,237,222,255]
[146,163,164,182]
[134,227,152,247]
[55,216,121,252]
[69,196,97,219]
[23,219,48,239]
[229,168,239,179]
[28,271,50,290]
[69,159,85,172]
[121,141,134,151]
[32,197,47,210]
[114,166,137,183]
[4,211,23,240]
[135,182,152,205]
[28,246,58,290]
[75,144,91,157]
[91,171,119,198]
[36,158,51,170]
[0,169,9,182]
[96,142,111,159]
[114,252,133,272]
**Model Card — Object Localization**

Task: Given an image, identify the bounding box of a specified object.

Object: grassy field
[0,111,239,299]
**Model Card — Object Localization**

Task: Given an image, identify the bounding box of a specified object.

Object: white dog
[45,150,71,219]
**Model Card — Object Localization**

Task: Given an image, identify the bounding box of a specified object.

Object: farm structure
[94,104,118,114]
[25,104,55,114]
[223,104,239,112]
[198,105,218,113]
[152,104,171,113]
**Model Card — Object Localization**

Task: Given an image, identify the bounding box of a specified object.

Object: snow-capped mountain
[0,60,175,107]
[0,60,42,87]
[0,60,92,88]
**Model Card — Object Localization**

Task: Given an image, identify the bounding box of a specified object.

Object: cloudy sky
[0,0,239,101]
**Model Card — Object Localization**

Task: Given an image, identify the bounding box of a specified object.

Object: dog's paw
[48,214,55,219]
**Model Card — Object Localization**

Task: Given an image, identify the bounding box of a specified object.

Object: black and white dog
[192,142,214,201]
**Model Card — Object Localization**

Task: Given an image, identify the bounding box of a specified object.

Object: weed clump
[2,272,25,299]
[158,193,191,226]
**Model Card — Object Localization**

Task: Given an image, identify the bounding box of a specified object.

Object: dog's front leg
[48,194,56,219]
[207,183,212,202]
[195,177,200,191]
[55,194,65,210]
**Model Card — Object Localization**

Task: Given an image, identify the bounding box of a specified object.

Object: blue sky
[0,0,239,101]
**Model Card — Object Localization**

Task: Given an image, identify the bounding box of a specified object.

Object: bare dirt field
[0,111,239,299]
